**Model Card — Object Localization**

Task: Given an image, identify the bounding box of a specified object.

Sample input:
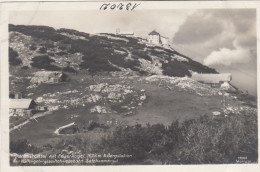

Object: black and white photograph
[0,1,259,169]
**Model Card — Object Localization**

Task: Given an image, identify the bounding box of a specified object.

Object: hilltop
[9,24,217,77]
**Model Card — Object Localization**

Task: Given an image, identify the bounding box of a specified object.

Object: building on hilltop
[160,36,169,46]
[191,73,235,90]
[31,71,66,84]
[116,28,134,36]
[148,30,169,46]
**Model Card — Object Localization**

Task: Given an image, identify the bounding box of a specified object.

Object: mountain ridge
[9,24,217,77]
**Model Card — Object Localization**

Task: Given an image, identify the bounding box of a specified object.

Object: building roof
[119,32,134,35]
[31,71,64,83]
[148,30,160,36]
[10,99,35,109]
[34,71,63,78]
[191,73,232,84]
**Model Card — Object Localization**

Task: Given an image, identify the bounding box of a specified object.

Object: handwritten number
[117,3,124,10]
[100,3,110,10]
[100,2,140,11]
[126,3,131,10]
[131,3,141,11]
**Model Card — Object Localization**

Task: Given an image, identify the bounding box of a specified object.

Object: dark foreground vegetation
[10,111,258,165]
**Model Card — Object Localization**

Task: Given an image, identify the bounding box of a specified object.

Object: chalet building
[191,73,233,89]
[116,28,134,36]
[148,30,169,46]
[31,71,66,84]
[9,99,37,116]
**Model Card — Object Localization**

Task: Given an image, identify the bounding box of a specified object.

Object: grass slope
[11,73,234,146]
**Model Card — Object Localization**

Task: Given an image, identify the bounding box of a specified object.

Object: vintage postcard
[0,1,259,171]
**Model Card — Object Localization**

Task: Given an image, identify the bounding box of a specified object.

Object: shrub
[55,51,68,56]
[132,50,152,61]
[57,28,90,38]
[38,47,46,53]
[29,45,37,50]
[10,139,40,154]
[87,121,109,131]
[21,66,29,70]
[31,55,60,71]
[48,52,55,56]
[9,93,15,99]
[9,47,22,65]
[162,61,191,77]
[95,113,258,164]
[10,112,257,165]
[62,66,76,73]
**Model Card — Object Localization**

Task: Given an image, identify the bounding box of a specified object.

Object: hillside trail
[10,111,52,132]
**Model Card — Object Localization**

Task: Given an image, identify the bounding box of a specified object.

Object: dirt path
[10,111,52,132]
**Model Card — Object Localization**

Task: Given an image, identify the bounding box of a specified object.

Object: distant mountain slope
[9,24,217,77]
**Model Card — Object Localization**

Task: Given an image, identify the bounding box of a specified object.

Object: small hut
[31,71,66,84]
[191,73,232,88]
[9,99,37,116]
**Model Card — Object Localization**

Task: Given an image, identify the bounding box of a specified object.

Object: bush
[132,50,152,62]
[62,66,76,73]
[10,139,40,154]
[95,113,258,164]
[48,52,55,56]
[57,28,90,38]
[10,112,257,165]
[38,47,46,53]
[87,121,109,131]
[56,51,68,56]
[29,45,37,50]
[31,55,60,71]
[162,61,191,77]
[21,66,29,70]
[9,47,22,66]
[9,93,15,99]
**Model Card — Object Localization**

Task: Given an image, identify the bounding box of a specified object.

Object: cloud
[172,9,256,95]
[203,10,256,67]
[173,9,256,63]
[203,46,251,66]
[173,11,224,44]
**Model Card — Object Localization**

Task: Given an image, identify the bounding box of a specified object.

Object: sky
[9,9,257,95]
